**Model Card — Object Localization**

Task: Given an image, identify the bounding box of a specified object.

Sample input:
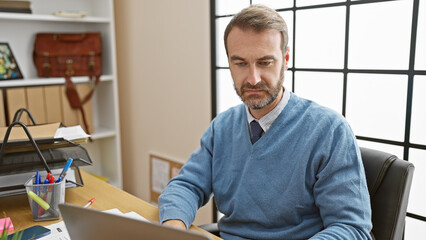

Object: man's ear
[284,47,290,70]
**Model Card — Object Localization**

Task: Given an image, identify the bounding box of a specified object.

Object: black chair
[361,147,414,239]
[199,147,415,240]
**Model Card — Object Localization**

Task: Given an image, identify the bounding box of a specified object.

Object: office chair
[199,147,415,240]
[361,147,414,239]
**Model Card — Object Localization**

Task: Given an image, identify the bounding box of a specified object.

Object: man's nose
[247,65,261,85]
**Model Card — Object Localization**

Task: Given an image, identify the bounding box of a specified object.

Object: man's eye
[259,61,273,66]
[235,62,246,66]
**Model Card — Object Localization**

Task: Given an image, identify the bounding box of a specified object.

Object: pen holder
[24,175,65,221]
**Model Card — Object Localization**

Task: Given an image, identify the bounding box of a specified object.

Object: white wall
[114,0,212,224]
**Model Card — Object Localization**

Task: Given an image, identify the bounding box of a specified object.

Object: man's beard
[234,67,284,110]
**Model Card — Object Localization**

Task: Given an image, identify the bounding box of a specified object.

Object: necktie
[250,120,263,144]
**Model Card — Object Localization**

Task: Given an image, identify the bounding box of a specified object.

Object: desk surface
[0,170,221,240]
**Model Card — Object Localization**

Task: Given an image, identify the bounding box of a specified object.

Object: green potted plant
[1,222,22,240]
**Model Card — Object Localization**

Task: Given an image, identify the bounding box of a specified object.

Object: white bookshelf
[0,0,122,188]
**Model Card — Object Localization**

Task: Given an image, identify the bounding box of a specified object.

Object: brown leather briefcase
[33,33,102,134]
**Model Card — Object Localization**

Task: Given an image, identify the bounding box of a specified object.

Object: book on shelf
[0,7,31,13]
[0,0,31,14]
[53,11,87,18]
[0,0,31,8]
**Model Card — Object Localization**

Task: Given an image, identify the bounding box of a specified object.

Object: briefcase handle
[54,33,87,42]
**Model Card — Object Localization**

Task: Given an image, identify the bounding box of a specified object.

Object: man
[159,5,372,239]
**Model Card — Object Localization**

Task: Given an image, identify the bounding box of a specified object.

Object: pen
[43,172,51,184]
[47,175,55,206]
[39,173,49,215]
[35,171,41,194]
[49,175,55,184]
[28,191,50,211]
[83,198,95,208]
[38,174,55,216]
[28,191,59,218]
[33,171,41,216]
[35,171,41,185]
[39,172,51,215]
[56,158,73,183]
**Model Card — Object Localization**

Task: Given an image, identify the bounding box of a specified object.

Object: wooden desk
[0,171,221,240]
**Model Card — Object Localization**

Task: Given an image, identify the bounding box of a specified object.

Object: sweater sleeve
[309,121,372,240]
[158,122,214,229]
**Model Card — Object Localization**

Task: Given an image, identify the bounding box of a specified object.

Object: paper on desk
[38,221,70,240]
[102,208,123,215]
[0,217,14,232]
[103,208,149,222]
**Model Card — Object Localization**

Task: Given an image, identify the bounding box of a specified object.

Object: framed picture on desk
[0,43,23,80]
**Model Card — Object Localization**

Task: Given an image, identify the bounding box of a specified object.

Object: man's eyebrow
[230,55,277,61]
[230,55,245,61]
[258,55,276,61]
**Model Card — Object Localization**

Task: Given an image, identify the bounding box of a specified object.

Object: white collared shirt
[246,88,291,137]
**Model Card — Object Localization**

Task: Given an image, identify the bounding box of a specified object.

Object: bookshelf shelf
[0,75,114,88]
[91,127,116,140]
[0,12,110,23]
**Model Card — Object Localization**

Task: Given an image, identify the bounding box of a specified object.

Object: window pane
[294,71,343,114]
[410,76,426,144]
[407,149,426,217]
[356,140,404,160]
[415,0,426,70]
[279,11,294,69]
[252,0,293,9]
[296,0,345,7]
[216,69,241,114]
[295,6,346,69]
[216,0,249,16]
[405,217,426,240]
[346,73,407,141]
[216,17,232,67]
[348,0,413,70]
[284,70,293,93]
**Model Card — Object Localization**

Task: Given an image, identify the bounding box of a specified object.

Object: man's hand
[163,219,187,230]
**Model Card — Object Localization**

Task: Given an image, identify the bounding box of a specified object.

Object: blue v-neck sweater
[159,93,372,240]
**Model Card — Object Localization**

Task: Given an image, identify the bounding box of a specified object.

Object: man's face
[227,27,287,110]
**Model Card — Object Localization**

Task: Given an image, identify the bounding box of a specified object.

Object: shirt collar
[246,87,291,132]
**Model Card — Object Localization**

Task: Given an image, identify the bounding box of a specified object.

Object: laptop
[58,204,212,240]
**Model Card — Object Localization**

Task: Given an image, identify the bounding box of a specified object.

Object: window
[212,0,426,236]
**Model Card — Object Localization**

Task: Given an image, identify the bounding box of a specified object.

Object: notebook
[58,204,212,240]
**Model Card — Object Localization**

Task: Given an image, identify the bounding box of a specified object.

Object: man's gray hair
[224,5,289,57]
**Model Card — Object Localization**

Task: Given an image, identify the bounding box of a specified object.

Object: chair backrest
[360,147,415,240]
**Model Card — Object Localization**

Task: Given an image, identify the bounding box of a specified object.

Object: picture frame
[149,153,183,203]
[0,42,23,80]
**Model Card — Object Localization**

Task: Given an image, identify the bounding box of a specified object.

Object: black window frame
[211,0,426,227]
